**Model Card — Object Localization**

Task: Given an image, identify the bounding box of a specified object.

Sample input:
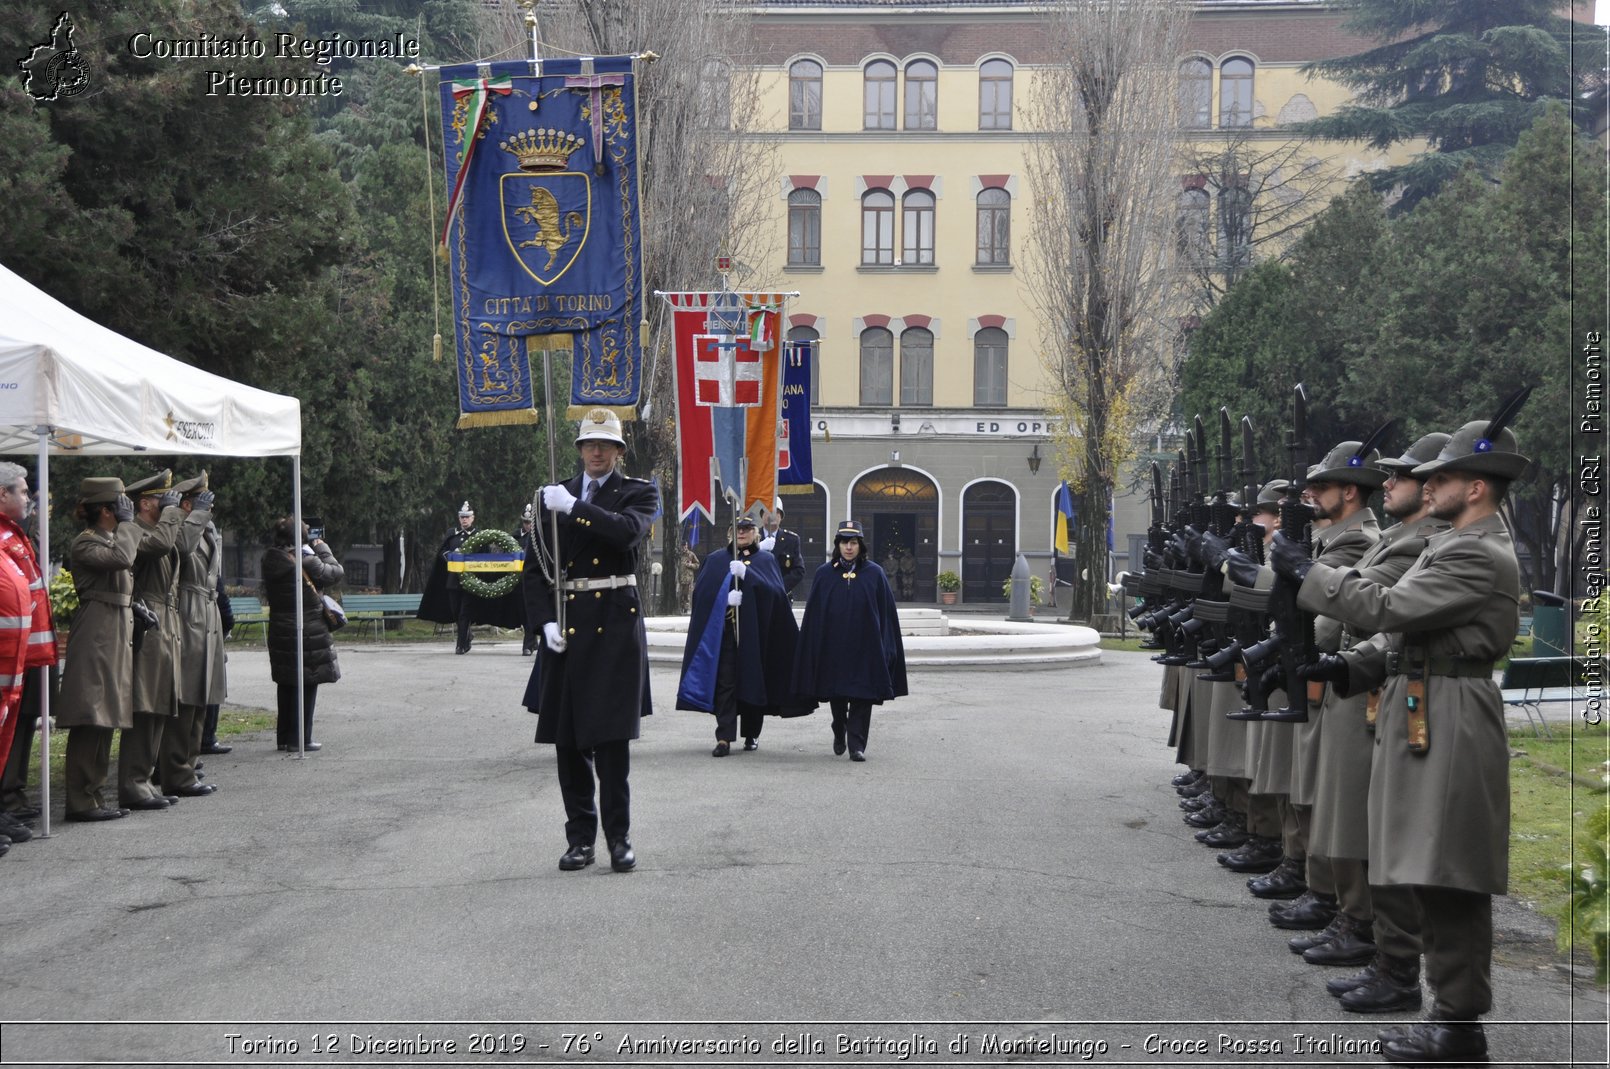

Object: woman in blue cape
[791,520,907,761]
[676,516,812,756]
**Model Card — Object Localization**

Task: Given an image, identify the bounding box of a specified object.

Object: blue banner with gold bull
[438,57,643,427]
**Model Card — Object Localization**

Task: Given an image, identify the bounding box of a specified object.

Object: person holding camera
[119,470,197,810]
[262,517,343,752]
[56,478,143,822]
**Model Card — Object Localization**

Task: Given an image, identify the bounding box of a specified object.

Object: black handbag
[131,599,159,655]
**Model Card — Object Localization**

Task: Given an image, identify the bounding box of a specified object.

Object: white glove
[542,621,567,653]
[727,590,743,608]
[542,484,577,515]
[728,559,747,579]
[757,536,776,553]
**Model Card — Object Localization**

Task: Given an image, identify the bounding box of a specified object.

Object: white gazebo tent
[0,261,307,836]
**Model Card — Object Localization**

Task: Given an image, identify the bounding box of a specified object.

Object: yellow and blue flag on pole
[1054,481,1076,556]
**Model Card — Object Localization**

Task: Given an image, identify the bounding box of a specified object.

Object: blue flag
[778,338,815,490]
[439,58,644,427]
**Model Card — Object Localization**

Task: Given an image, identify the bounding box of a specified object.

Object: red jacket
[0,513,56,667]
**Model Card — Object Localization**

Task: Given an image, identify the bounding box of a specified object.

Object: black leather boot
[1381,1012,1486,1064]
[1339,954,1422,1013]
[1302,912,1377,966]
[1270,890,1337,931]
[1248,856,1307,898]
[1288,913,1347,953]
[1218,835,1282,872]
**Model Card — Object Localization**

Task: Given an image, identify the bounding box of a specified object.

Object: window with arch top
[905,59,937,130]
[789,59,822,130]
[976,187,1010,265]
[861,189,895,265]
[900,327,933,406]
[788,188,821,266]
[979,58,1013,130]
[1179,58,1212,129]
[864,59,897,130]
[974,327,1008,406]
[860,326,894,406]
[1220,57,1254,128]
[901,189,935,265]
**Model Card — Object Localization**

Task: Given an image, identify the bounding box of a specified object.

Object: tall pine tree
[1295,0,1606,210]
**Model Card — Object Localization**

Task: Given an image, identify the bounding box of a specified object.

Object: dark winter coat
[676,542,812,717]
[262,543,343,686]
[792,556,908,703]
[765,526,806,596]
[521,469,657,749]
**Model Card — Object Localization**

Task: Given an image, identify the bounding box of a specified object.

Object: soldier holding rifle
[1273,397,1529,1066]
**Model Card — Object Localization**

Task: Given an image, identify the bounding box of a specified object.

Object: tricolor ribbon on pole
[440,74,512,246]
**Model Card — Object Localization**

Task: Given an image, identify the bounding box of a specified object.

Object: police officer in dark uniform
[760,498,805,598]
[441,502,476,654]
[525,409,657,873]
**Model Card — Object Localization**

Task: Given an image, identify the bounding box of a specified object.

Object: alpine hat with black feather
[1375,432,1451,475]
[1411,387,1532,481]
[1306,419,1395,489]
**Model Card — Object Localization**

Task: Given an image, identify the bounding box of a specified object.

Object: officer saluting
[523,409,657,873]
[1279,397,1530,1066]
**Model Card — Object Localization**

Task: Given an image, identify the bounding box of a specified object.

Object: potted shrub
[936,570,960,605]
[1002,575,1045,613]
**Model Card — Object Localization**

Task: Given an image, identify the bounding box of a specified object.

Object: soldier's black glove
[1268,532,1313,584]
[159,489,182,510]
[1143,549,1163,570]
[1300,653,1349,688]
[113,493,135,523]
[1168,532,1191,566]
[1198,531,1232,570]
[1257,663,1285,700]
[1222,548,1261,588]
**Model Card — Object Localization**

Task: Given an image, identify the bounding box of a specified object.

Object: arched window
[787,188,821,266]
[700,59,731,130]
[860,327,894,406]
[901,189,935,265]
[861,189,894,265]
[1178,58,1212,129]
[1220,57,1254,128]
[899,327,933,406]
[904,59,937,130]
[864,60,897,130]
[1176,186,1210,265]
[789,59,822,130]
[788,324,821,404]
[979,59,1013,130]
[1217,183,1252,272]
[973,327,1008,406]
[976,187,1010,264]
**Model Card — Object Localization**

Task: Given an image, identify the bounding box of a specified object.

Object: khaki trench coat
[1289,509,1378,806]
[1300,512,1519,894]
[129,506,197,717]
[55,522,143,730]
[1308,515,1450,859]
[175,513,226,706]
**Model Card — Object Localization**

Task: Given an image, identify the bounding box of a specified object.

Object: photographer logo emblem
[18,12,89,102]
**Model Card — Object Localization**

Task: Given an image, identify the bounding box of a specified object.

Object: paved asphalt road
[2,638,1603,1067]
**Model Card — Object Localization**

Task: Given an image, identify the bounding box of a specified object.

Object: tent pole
[35,427,51,838]
[291,456,304,758]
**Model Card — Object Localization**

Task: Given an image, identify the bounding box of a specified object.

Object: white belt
[560,575,636,592]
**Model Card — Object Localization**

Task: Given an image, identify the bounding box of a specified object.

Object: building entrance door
[962,481,1016,603]
[851,468,937,602]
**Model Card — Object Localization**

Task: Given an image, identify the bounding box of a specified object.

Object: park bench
[227,595,268,643]
[340,592,423,641]
[1499,655,1597,739]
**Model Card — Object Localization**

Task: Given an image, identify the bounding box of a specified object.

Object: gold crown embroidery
[500,128,585,171]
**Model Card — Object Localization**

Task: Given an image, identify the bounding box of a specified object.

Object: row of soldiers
[54,470,229,823]
[1127,388,1529,1066]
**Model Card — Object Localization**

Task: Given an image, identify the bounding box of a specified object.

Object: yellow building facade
[737,1,1417,605]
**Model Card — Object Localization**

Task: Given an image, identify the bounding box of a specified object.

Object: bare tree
[488,0,778,609]
[1023,0,1192,623]
[1175,131,1340,312]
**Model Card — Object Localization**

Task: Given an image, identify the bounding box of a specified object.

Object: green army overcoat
[1289,509,1378,807]
[55,523,143,730]
[130,506,202,717]
[176,512,226,707]
[1300,512,1520,894]
[1308,514,1449,860]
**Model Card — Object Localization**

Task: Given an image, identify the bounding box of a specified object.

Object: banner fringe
[777,484,813,495]
[457,409,540,429]
[564,404,638,422]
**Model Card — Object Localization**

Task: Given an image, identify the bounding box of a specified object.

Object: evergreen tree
[1295,0,1605,210]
